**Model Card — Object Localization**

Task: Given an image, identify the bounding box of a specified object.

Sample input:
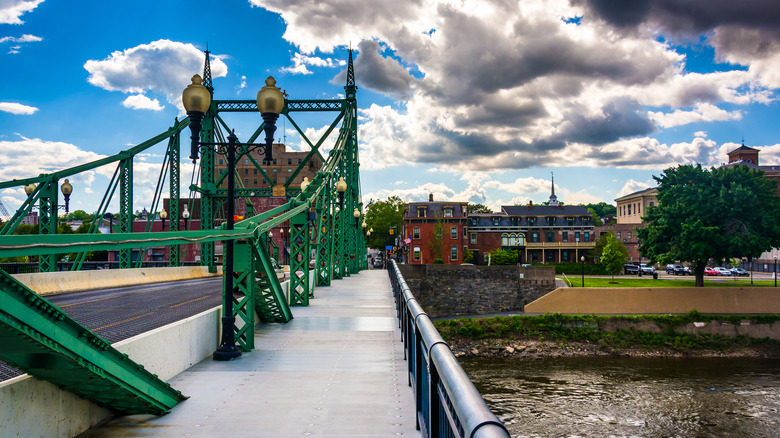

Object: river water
[459,357,780,438]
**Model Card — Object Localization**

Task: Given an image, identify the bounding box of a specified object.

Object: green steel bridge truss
[0,49,367,413]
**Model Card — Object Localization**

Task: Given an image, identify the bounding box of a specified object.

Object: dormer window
[443,206,453,217]
[418,206,427,218]
[493,217,500,226]
[547,217,555,226]
[528,217,536,226]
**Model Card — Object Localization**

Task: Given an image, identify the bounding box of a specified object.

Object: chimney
[429,193,434,202]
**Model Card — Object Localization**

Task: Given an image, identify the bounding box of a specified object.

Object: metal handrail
[388,260,509,438]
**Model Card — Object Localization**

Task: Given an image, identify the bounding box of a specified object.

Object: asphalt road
[1,277,223,382]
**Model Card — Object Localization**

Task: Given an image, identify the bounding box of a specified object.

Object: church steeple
[548,172,559,206]
[344,47,357,101]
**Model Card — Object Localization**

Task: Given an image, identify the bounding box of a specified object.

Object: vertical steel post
[200,104,216,272]
[213,133,241,361]
[168,129,181,266]
[119,158,133,269]
[37,180,57,272]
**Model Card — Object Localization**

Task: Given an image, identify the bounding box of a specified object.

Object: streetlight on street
[159,208,168,230]
[774,256,777,288]
[183,73,284,361]
[60,179,73,214]
[580,255,585,287]
[336,177,347,209]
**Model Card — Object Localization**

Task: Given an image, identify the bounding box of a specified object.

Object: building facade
[467,203,596,264]
[597,187,658,262]
[402,195,468,265]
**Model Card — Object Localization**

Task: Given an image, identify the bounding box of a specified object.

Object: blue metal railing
[388,260,509,438]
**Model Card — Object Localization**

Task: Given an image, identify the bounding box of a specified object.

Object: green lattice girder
[0,270,185,414]
[289,212,310,306]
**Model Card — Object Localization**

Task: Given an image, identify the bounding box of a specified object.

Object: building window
[575,231,580,242]
[529,217,536,226]
[616,232,621,239]
[547,217,555,226]
[451,246,458,261]
[562,250,569,261]
[413,227,420,239]
[254,169,258,174]
[244,178,249,185]
[562,231,568,242]
[627,204,631,215]
[444,208,452,217]
[288,159,292,165]
[254,179,258,185]
[219,159,224,165]
[567,217,574,226]
[509,234,517,246]
[471,233,477,244]
[244,169,248,175]
[531,232,540,242]
[637,203,641,214]
[517,234,526,246]
[493,217,500,226]
[584,231,590,242]
[502,233,509,246]
[450,227,457,239]
[545,232,555,242]
[418,208,427,218]
[273,160,277,165]
[413,249,421,262]
[298,159,302,164]
[627,232,632,239]
[649,202,654,207]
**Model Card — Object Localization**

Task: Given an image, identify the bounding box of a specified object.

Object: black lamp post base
[213,344,242,361]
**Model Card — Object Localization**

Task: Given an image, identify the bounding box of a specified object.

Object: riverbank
[434,313,780,359]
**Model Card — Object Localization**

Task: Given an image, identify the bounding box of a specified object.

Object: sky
[1,0,780,215]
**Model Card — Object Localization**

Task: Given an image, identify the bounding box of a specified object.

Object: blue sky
[1,0,779,215]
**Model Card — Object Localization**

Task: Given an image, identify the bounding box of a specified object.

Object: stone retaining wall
[398,264,556,318]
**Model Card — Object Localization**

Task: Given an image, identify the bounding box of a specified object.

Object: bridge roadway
[0,277,223,382]
[81,269,421,437]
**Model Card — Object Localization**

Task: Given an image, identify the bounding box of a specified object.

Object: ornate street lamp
[182,204,190,229]
[362,220,367,230]
[159,208,168,230]
[353,207,360,226]
[60,179,73,214]
[300,176,310,192]
[24,183,35,196]
[183,74,285,361]
[336,177,347,209]
[580,255,585,287]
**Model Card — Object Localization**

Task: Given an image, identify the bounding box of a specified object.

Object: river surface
[459,357,780,438]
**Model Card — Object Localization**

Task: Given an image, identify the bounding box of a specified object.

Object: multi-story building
[215,143,322,194]
[596,187,658,261]
[725,142,780,195]
[402,195,468,264]
[467,202,596,264]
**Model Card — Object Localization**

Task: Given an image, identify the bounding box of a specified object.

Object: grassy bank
[434,312,780,358]
[566,277,776,287]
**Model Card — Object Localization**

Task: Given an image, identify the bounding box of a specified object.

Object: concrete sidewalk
[81,269,421,437]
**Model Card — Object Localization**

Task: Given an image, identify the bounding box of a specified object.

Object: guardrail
[0,261,204,274]
[388,260,509,438]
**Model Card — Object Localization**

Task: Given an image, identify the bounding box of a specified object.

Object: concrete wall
[399,264,557,318]
[525,287,780,315]
[0,271,312,438]
[12,266,222,296]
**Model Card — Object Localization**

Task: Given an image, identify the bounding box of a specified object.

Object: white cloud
[694,131,708,138]
[282,52,346,75]
[0,0,44,24]
[244,0,780,179]
[0,101,38,114]
[122,94,164,111]
[0,33,42,43]
[84,39,228,111]
[647,103,742,128]
[616,179,656,198]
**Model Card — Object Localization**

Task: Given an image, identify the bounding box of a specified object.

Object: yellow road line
[94,312,155,331]
[59,285,173,308]
[168,295,210,309]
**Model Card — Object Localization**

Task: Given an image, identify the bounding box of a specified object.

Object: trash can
[652,272,658,279]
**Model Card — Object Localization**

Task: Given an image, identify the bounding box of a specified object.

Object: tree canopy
[599,233,629,279]
[638,164,780,286]
[467,203,492,213]
[364,196,406,250]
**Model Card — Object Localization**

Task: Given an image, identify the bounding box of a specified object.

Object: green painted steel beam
[0,270,186,414]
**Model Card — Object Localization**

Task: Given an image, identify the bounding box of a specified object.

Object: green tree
[591,232,610,259]
[638,164,780,287]
[463,247,474,264]
[600,233,629,280]
[467,203,491,213]
[587,208,604,226]
[365,196,405,250]
[582,202,617,219]
[63,209,91,221]
[490,248,518,265]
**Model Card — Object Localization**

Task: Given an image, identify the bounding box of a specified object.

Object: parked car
[704,267,718,276]
[640,264,655,274]
[731,268,749,276]
[624,263,640,274]
[714,267,732,276]
[682,266,692,275]
[666,264,688,275]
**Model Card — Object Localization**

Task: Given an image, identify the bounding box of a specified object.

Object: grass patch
[434,312,780,353]
[571,277,774,288]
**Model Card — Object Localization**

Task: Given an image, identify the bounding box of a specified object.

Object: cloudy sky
[1,0,779,214]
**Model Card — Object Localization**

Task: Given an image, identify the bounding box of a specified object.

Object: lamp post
[183,73,284,361]
[105,212,113,234]
[336,177,347,209]
[60,179,73,214]
[580,255,585,287]
[159,208,168,230]
[353,207,360,226]
[182,204,190,229]
[774,256,777,288]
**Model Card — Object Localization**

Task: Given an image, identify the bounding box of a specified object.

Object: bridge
[0,49,508,437]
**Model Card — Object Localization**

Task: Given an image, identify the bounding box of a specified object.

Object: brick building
[595,187,658,262]
[215,143,322,193]
[401,195,468,265]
